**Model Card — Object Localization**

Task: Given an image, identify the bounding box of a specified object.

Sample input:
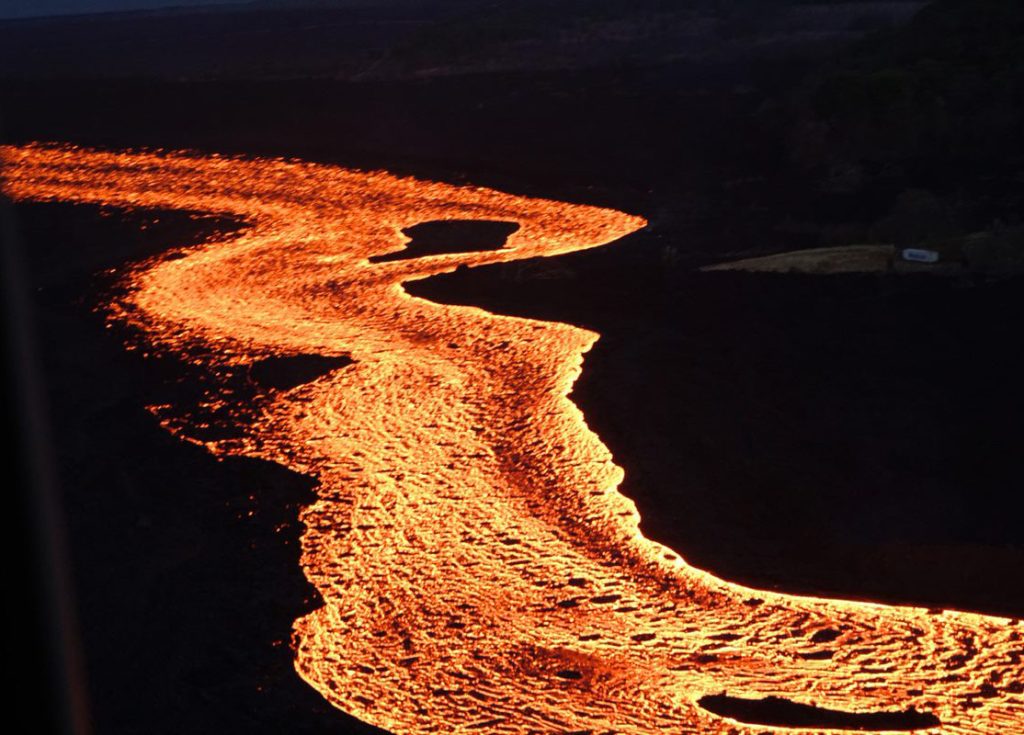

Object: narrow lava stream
[3,144,1021,735]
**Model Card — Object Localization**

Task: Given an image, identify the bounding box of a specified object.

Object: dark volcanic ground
[9,203,388,735]
[4,15,1023,732]
[409,236,1024,616]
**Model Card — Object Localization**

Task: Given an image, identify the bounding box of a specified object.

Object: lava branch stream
[3,143,1021,735]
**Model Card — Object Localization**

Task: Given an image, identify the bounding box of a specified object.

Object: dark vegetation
[774,0,1024,251]
[3,1,1022,733]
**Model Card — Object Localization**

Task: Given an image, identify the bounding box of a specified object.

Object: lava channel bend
[3,143,1022,735]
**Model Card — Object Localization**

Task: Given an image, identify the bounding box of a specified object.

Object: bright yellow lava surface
[3,143,1021,735]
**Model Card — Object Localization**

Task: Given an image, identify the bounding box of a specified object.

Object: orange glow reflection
[3,143,1021,734]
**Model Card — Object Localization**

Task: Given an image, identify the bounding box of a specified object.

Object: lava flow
[3,143,1021,735]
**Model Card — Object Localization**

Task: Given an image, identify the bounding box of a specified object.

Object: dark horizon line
[0,0,435,23]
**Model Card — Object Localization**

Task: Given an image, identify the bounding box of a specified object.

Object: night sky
[0,0,252,19]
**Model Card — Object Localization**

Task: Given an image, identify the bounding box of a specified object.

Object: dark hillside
[774,0,1024,246]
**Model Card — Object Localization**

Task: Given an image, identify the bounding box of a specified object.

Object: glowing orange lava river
[3,143,1021,734]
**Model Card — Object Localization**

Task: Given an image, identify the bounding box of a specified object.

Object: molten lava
[3,143,1021,734]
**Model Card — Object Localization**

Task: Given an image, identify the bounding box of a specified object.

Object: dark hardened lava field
[10,203,387,735]
[409,247,1024,616]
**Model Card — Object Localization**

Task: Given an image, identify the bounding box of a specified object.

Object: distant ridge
[0,0,927,80]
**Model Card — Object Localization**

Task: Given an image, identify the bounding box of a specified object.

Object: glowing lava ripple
[3,143,1021,735]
